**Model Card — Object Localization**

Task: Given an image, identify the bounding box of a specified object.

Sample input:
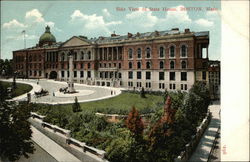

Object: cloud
[2,19,27,29]
[195,18,214,27]
[126,7,158,28]
[25,9,44,23]
[70,10,122,35]
[6,34,38,41]
[102,8,111,17]
[165,5,192,23]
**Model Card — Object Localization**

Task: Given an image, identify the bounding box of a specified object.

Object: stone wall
[174,111,211,162]
[29,112,107,162]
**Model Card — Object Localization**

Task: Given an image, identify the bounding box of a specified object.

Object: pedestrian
[111,90,113,95]
[53,92,55,97]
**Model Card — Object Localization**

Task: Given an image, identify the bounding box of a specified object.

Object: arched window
[146,47,151,58]
[137,62,141,69]
[181,61,187,69]
[88,51,91,60]
[129,62,133,69]
[146,61,151,69]
[159,46,165,58]
[137,48,142,59]
[160,61,164,69]
[170,46,175,57]
[181,45,187,57]
[128,48,133,59]
[170,61,175,69]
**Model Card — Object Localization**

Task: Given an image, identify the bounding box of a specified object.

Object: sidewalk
[31,126,81,162]
[189,101,221,162]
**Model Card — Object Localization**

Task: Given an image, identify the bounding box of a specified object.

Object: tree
[72,97,81,112]
[0,101,34,161]
[140,87,146,98]
[125,106,144,138]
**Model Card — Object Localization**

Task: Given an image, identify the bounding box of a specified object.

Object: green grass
[35,92,164,115]
[0,81,32,98]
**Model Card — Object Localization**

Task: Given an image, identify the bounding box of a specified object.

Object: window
[80,63,84,69]
[159,72,164,80]
[181,61,187,69]
[128,48,133,59]
[109,63,112,67]
[146,47,151,58]
[185,84,187,90]
[170,61,175,69]
[129,62,133,69]
[146,71,151,80]
[181,45,187,57]
[88,51,91,60]
[173,84,176,90]
[74,71,77,77]
[137,82,142,87]
[137,48,142,59]
[159,46,165,58]
[61,71,64,77]
[118,73,122,78]
[160,61,164,69]
[137,62,141,69]
[87,71,91,78]
[170,72,175,81]
[119,63,121,69]
[128,71,133,79]
[74,64,77,69]
[146,82,151,88]
[159,83,165,89]
[181,72,187,81]
[202,71,206,80]
[146,62,151,69]
[181,84,183,90]
[104,63,106,68]
[88,63,91,69]
[80,71,84,77]
[114,63,116,67]
[81,52,84,60]
[169,84,172,89]
[137,71,142,79]
[170,46,175,57]
[100,72,103,78]
[74,52,77,60]
[128,81,133,87]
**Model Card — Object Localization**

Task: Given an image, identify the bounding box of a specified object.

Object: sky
[1,1,221,60]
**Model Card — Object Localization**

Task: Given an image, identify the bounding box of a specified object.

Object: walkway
[189,101,221,162]
[30,125,81,162]
[0,79,123,104]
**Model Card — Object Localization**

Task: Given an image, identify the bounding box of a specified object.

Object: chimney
[136,32,140,37]
[171,28,179,31]
[185,28,190,33]
[127,32,133,38]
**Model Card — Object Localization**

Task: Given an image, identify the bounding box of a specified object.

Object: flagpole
[22,30,26,49]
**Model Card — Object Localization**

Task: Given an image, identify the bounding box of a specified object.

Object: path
[189,101,221,162]
[0,79,123,104]
[30,126,81,162]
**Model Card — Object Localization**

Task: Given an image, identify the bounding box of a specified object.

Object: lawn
[35,92,164,115]
[0,81,32,98]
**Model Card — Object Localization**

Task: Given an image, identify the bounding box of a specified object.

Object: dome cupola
[39,26,56,46]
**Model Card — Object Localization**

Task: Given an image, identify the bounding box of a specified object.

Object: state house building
[13,26,210,91]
